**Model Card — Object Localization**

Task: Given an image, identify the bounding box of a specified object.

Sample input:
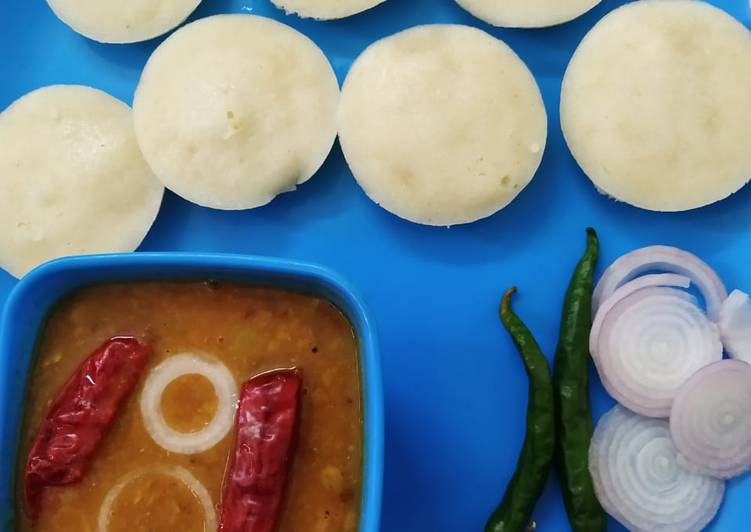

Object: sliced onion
[719,289,751,364]
[592,245,727,321]
[97,465,217,532]
[590,405,725,532]
[596,287,722,417]
[140,353,238,454]
[670,359,751,479]
[590,273,691,359]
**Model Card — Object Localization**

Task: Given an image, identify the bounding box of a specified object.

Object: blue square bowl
[0,252,383,531]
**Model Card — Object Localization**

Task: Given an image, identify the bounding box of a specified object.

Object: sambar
[16,281,362,531]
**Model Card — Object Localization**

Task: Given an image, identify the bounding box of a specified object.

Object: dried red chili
[219,368,303,532]
[24,336,152,519]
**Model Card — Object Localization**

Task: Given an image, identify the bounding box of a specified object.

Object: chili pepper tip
[501,287,518,314]
[500,287,519,321]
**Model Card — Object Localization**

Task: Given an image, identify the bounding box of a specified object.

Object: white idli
[561,0,751,212]
[271,0,386,19]
[133,15,340,210]
[455,0,600,28]
[46,0,201,44]
[338,25,547,226]
[0,86,164,278]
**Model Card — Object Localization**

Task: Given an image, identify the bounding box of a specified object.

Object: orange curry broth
[16,282,362,532]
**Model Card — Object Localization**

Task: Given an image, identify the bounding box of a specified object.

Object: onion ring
[719,289,751,364]
[590,273,691,359]
[140,353,238,454]
[592,245,727,321]
[590,405,724,532]
[670,359,751,479]
[596,287,722,417]
[97,465,217,532]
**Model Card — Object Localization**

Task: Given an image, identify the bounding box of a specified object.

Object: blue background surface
[1,0,751,530]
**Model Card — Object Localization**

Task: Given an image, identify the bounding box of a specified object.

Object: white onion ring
[97,465,217,532]
[590,273,691,359]
[590,405,725,532]
[719,289,751,364]
[592,245,727,321]
[597,287,722,417]
[140,353,238,454]
[670,359,751,479]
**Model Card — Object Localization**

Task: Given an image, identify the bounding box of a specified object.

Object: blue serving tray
[1,0,750,530]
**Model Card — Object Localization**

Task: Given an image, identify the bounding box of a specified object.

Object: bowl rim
[0,252,384,532]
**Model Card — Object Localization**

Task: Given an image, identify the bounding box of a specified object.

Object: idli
[561,0,751,212]
[0,86,164,278]
[133,15,340,210]
[338,25,547,226]
[455,0,600,28]
[271,0,386,19]
[46,0,201,44]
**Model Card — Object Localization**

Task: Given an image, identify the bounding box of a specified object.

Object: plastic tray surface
[1,0,751,530]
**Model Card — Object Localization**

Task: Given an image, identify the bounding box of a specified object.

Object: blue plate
[1,0,751,530]
[0,253,383,532]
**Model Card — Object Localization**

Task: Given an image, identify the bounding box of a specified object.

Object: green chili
[485,288,555,532]
[554,228,606,532]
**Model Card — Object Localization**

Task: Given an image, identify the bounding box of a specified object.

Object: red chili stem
[24,336,152,520]
[219,368,303,532]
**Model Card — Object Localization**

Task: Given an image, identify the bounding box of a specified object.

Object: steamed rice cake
[0,85,164,278]
[338,25,547,226]
[133,15,340,211]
